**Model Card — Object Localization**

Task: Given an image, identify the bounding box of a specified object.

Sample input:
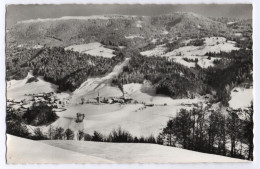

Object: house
[76,113,85,123]
[145,103,154,107]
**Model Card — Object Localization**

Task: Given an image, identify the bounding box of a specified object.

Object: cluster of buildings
[84,92,135,105]
[7,92,69,112]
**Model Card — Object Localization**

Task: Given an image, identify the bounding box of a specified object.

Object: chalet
[113,98,125,104]
[121,96,133,103]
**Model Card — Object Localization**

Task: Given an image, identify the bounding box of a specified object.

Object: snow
[151,38,157,43]
[65,42,115,58]
[7,72,57,100]
[61,82,202,137]
[19,73,203,138]
[125,34,144,39]
[140,44,166,57]
[18,16,110,24]
[164,37,239,57]
[41,139,248,163]
[227,21,236,25]
[48,101,200,137]
[234,33,243,37]
[197,57,220,68]
[17,44,24,48]
[136,20,143,28]
[169,56,220,68]
[35,81,204,138]
[33,44,43,49]
[70,58,130,104]
[229,87,253,109]
[118,46,125,49]
[7,134,247,164]
[18,15,142,24]
[141,37,238,68]
[162,30,169,35]
[6,134,113,164]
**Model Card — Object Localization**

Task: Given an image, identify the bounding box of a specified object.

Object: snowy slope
[70,58,130,104]
[65,42,115,58]
[41,139,248,163]
[48,82,203,137]
[141,37,239,68]
[229,87,253,109]
[7,72,57,100]
[6,59,204,138]
[164,37,239,57]
[6,134,113,164]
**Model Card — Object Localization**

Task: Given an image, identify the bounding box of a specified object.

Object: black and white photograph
[5,3,254,164]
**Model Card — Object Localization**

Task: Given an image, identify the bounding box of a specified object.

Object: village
[6,92,69,113]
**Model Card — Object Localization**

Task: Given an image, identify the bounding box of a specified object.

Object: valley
[6,11,253,162]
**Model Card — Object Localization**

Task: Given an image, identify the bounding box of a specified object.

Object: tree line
[112,54,206,99]
[159,103,253,160]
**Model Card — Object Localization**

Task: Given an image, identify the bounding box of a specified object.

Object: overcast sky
[6,4,252,28]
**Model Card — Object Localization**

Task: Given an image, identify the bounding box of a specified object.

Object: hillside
[6,134,247,163]
[151,12,227,36]
[6,12,229,48]
[6,134,113,164]
[6,11,253,161]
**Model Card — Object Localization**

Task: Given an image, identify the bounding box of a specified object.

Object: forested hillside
[6,47,125,91]
[6,12,253,104]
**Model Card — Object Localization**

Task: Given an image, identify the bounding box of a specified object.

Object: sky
[6,4,252,28]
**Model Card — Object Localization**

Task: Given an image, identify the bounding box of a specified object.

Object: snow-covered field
[65,42,115,58]
[7,72,57,100]
[6,134,113,164]
[7,134,247,163]
[50,81,202,137]
[6,59,204,138]
[12,76,203,138]
[125,34,144,39]
[70,58,129,103]
[33,44,43,49]
[41,139,247,163]
[229,87,253,109]
[7,51,251,144]
[162,30,169,35]
[141,37,239,68]
[170,56,220,68]
[164,37,239,57]
[140,44,166,57]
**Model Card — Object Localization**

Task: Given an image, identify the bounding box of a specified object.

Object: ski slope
[70,58,130,104]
